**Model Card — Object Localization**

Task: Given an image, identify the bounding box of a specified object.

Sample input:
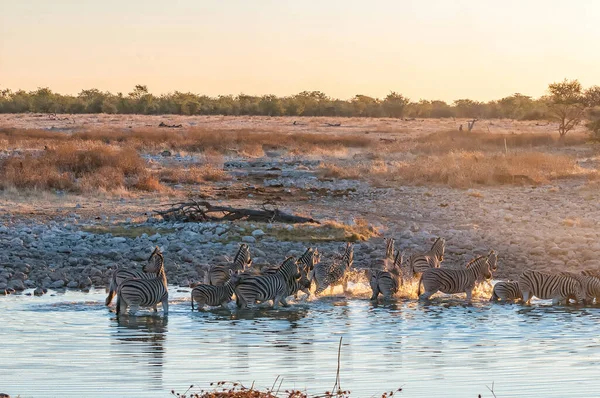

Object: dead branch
[154,200,320,224]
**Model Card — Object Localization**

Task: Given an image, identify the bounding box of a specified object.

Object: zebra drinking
[490,281,522,302]
[518,270,586,305]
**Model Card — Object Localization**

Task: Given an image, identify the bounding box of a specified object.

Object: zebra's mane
[465,255,487,269]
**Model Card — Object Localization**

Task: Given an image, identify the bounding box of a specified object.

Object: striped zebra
[418,252,495,303]
[105,250,158,306]
[490,281,522,302]
[235,256,300,309]
[408,237,445,277]
[116,246,169,316]
[581,269,600,278]
[297,247,320,275]
[312,242,354,295]
[385,237,395,262]
[206,243,252,286]
[559,272,600,304]
[518,270,586,305]
[369,250,403,301]
[191,270,246,310]
[263,252,313,301]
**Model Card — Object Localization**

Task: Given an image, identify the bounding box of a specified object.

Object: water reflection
[110,315,168,391]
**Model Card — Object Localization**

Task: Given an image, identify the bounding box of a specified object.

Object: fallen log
[154,200,320,224]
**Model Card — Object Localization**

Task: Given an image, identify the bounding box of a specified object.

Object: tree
[546,79,586,137]
[585,85,600,140]
[382,92,409,118]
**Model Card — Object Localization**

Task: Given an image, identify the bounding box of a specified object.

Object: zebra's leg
[162,299,169,315]
[118,297,128,316]
[342,279,348,294]
[328,286,334,295]
[521,290,531,305]
[465,289,473,304]
[280,296,290,307]
[153,305,158,312]
[418,290,434,301]
[129,304,139,316]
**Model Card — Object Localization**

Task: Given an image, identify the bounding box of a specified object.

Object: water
[1,287,600,398]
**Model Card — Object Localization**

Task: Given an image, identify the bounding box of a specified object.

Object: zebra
[205,243,252,286]
[559,272,600,304]
[490,281,522,302]
[369,250,403,301]
[263,252,314,301]
[518,270,586,305]
[407,237,445,277]
[581,269,600,278]
[235,256,300,309]
[297,247,320,275]
[418,252,496,303]
[105,250,158,306]
[312,242,354,295]
[384,237,395,265]
[116,246,169,316]
[191,270,246,310]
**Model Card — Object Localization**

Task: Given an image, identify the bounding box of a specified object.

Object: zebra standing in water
[191,270,246,310]
[116,246,169,316]
[312,242,354,295]
[418,252,496,303]
[369,250,403,301]
[558,272,600,304]
[407,237,445,277]
[490,281,522,302]
[105,248,159,306]
[263,250,316,301]
[518,270,586,305]
[235,256,300,309]
[206,243,252,286]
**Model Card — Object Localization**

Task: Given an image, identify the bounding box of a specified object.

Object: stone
[251,229,265,237]
[8,279,25,291]
[66,280,79,288]
[50,280,65,289]
[111,237,127,244]
[33,287,45,296]
[242,236,256,243]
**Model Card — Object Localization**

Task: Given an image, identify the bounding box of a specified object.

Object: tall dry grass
[413,130,588,154]
[0,143,162,192]
[321,152,593,188]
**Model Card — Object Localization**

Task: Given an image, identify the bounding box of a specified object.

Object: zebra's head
[432,237,445,262]
[343,242,354,269]
[144,246,164,274]
[466,255,493,280]
[235,243,252,270]
[385,237,395,260]
[488,250,498,273]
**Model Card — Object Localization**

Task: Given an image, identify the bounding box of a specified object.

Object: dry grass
[413,130,588,155]
[387,151,590,188]
[0,127,373,154]
[261,218,380,242]
[0,143,162,192]
[321,151,594,188]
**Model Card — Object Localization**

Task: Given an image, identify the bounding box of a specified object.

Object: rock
[33,287,45,296]
[50,280,65,289]
[80,277,93,287]
[0,290,6,295]
[111,237,127,244]
[90,267,103,277]
[251,229,265,238]
[10,237,23,246]
[242,236,256,243]
[8,279,25,291]
[66,280,79,288]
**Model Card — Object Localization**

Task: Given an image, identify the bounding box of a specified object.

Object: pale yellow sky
[1,0,599,102]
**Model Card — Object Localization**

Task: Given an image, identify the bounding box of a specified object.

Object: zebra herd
[105,237,600,316]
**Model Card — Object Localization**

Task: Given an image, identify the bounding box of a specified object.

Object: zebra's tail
[105,277,116,306]
[417,274,424,296]
[115,295,121,316]
[191,292,195,311]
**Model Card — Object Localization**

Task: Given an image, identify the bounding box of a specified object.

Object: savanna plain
[1,113,600,398]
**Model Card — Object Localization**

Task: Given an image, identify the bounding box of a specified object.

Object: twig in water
[332,336,343,394]
[275,376,284,396]
[270,375,280,393]
[486,381,497,398]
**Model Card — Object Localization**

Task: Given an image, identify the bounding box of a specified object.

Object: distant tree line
[0,81,599,130]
